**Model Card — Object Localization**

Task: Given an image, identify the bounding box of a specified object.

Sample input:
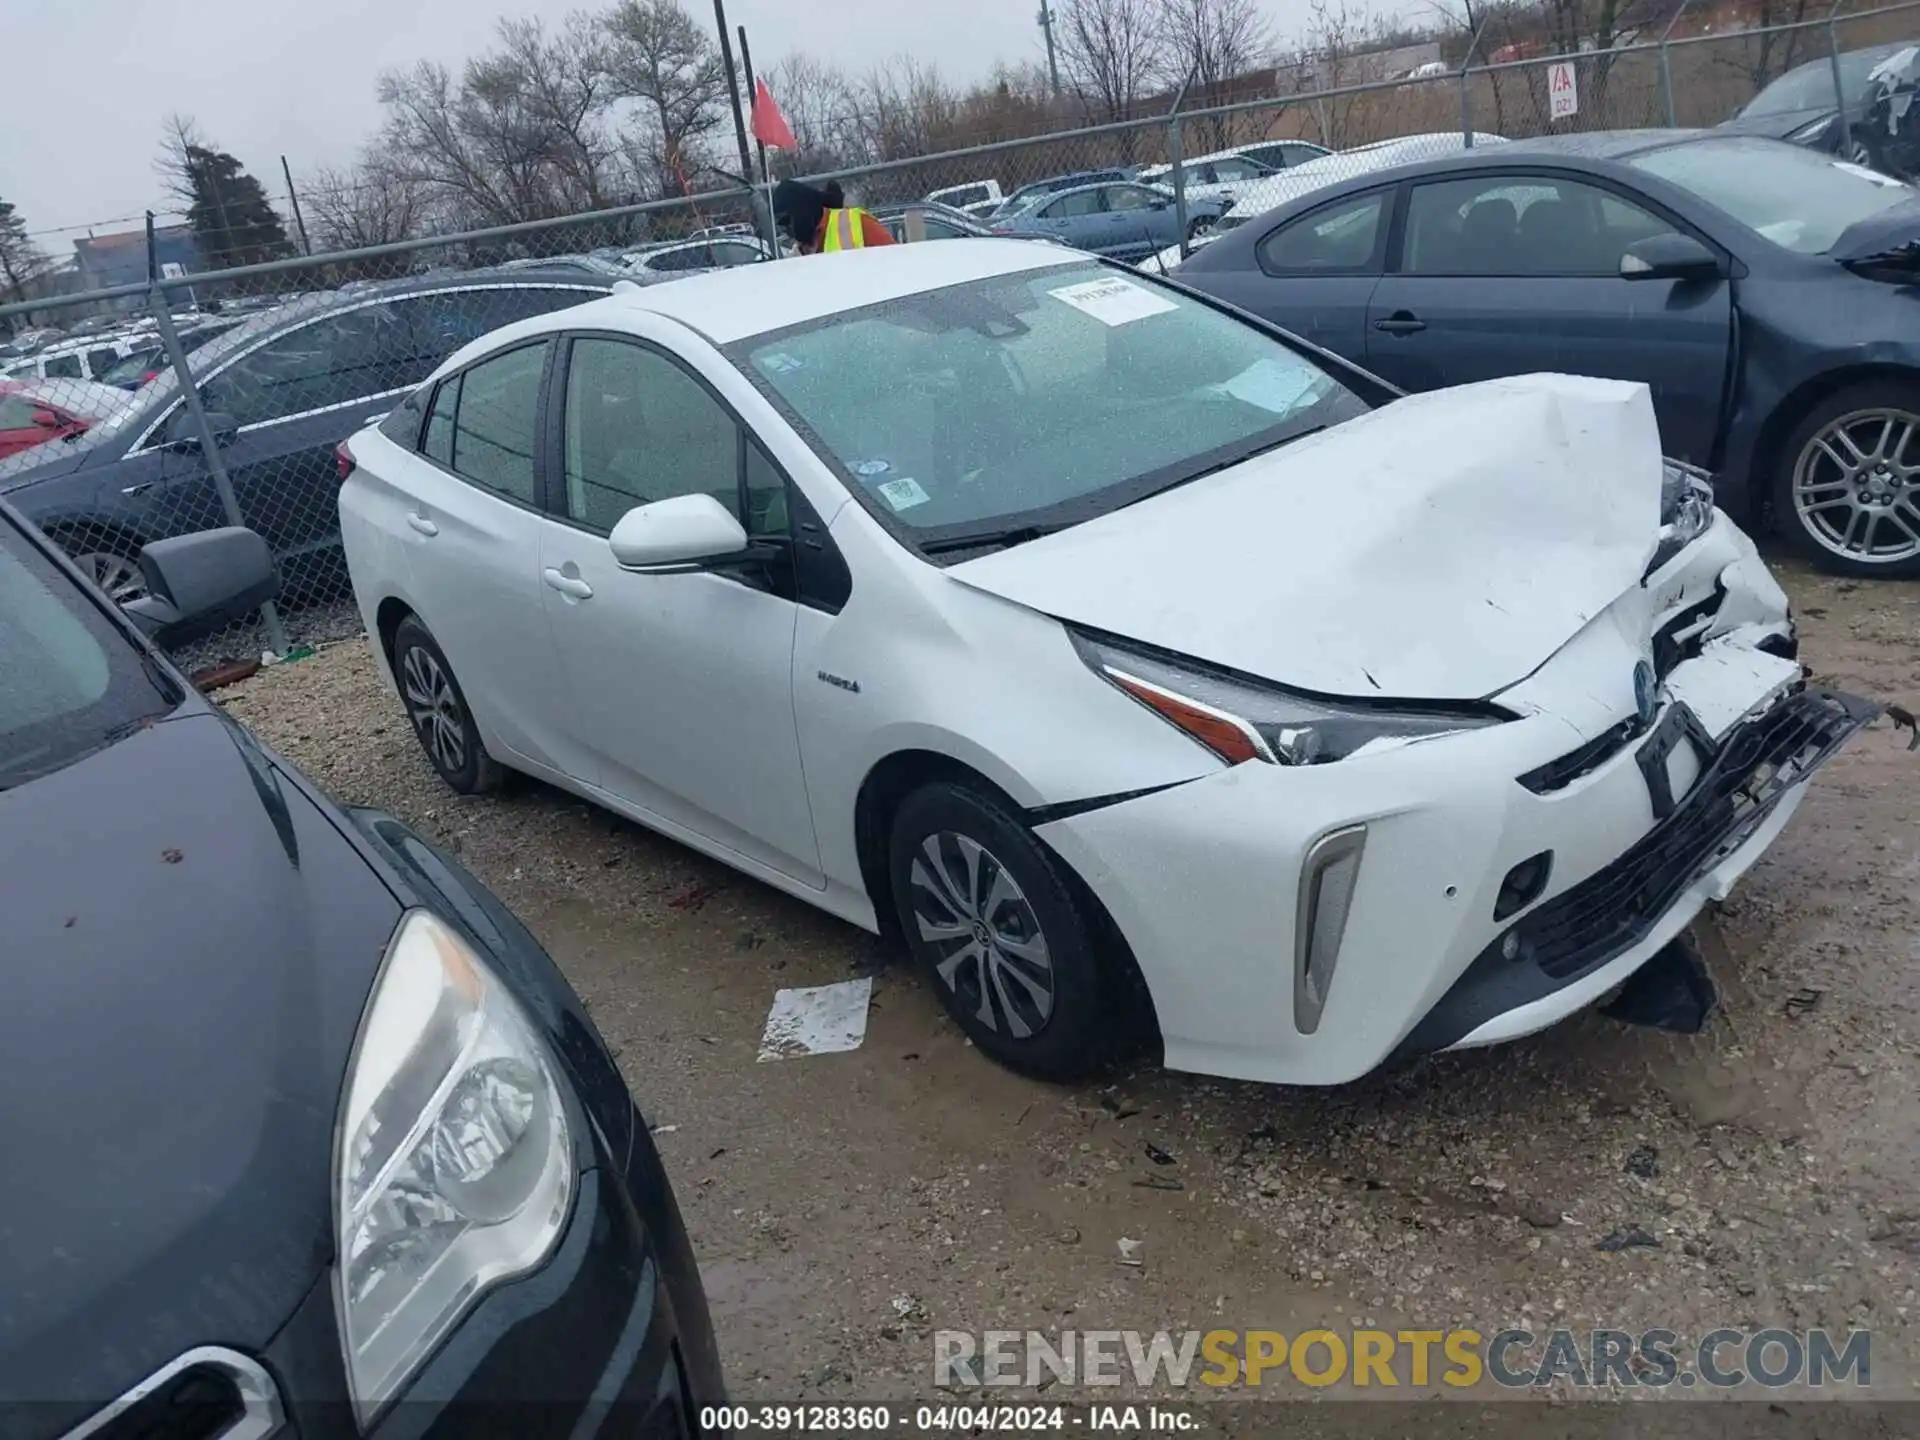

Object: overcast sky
[11,0,1302,242]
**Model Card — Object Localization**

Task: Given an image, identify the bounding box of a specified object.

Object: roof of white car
[597,239,1085,344]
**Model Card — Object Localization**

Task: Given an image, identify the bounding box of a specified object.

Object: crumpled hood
[0,710,401,1424]
[1830,193,1920,264]
[950,373,1663,701]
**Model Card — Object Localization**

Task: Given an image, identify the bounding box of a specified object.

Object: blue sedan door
[1193,186,1393,363]
[1026,188,1106,249]
[1363,172,1733,467]
[1100,184,1179,259]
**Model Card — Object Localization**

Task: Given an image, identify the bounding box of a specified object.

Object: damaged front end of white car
[963,374,1884,1086]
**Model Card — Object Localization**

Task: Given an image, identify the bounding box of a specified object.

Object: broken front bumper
[1397,687,1878,1055]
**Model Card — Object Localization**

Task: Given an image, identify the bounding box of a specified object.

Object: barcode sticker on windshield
[877,477,930,511]
[1048,278,1177,327]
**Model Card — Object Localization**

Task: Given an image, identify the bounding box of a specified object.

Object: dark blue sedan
[0,270,613,608]
[1175,131,1920,577]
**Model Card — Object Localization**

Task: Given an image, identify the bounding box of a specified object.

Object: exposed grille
[1503,689,1875,982]
[1518,713,1648,794]
[59,1349,282,1440]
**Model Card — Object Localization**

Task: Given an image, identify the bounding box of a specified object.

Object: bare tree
[474,14,619,210]
[1155,0,1271,147]
[305,157,429,251]
[0,198,52,309]
[602,0,728,195]
[766,53,861,172]
[155,113,209,210]
[1058,0,1163,156]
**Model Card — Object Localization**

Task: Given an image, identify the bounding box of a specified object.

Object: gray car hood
[949,374,1664,701]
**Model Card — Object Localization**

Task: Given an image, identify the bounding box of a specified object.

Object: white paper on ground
[1048,277,1177,327]
[758,977,874,1061]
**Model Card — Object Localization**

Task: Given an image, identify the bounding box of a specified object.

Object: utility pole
[280,155,312,256]
[710,0,757,204]
[1037,4,1062,94]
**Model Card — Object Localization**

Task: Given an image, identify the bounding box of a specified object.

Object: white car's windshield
[1631,136,1916,253]
[732,262,1366,548]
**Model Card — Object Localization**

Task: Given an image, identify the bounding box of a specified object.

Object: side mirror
[1621,232,1724,282]
[1148,197,1170,210]
[121,526,280,647]
[31,409,65,429]
[608,493,753,572]
[163,407,240,452]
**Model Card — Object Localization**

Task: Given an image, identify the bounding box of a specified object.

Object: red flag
[750,78,797,150]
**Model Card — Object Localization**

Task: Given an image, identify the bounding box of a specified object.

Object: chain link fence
[2,2,1913,679]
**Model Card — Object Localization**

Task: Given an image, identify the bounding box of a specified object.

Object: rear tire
[49,526,149,604]
[1771,379,1920,578]
[390,615,503,795]
[887,781,1129,1081]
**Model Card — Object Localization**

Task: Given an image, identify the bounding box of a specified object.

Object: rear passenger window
[449,344,546,503]
[1258,191,1387,274]
[87,349,121,378]
[42,354,82,380]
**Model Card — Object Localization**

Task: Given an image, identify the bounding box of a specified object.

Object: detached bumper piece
[1402,688,1877,1055]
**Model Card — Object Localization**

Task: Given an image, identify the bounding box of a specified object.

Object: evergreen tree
[180,146,295,268]
[0,199,50,307]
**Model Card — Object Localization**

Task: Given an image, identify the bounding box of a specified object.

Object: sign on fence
[1548,61,1580,120]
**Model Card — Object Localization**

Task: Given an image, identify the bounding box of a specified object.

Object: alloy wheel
[909,831,1055,1039]
[75,551,148,604]
[1791,406,1920,566]
[401,644,468,777]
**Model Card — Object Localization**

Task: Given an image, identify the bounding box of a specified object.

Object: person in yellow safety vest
[771,179,896,254]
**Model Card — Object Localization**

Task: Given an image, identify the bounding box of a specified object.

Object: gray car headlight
[1072,631,1511,766]
[334,909,574,1422]
[1786,115,1836,143]
[1649,459,1717,572]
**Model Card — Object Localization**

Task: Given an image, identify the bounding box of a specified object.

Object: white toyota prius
[338,239,1875,1086]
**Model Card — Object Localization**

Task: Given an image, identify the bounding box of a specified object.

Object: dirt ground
[219,554,1920,1414]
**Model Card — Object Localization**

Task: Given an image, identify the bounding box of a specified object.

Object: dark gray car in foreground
[0,510,723,1436]
[1174,130,1920,577]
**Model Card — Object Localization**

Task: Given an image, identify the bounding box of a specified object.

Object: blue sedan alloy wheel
[1782,383,1920,576]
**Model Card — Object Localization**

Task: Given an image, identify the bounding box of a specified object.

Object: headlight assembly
[1072,631,1511,766]
[334,909,574,1422]
[1649,459,1717,573]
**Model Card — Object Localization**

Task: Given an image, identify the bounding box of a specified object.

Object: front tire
[1772,380,1920,578]
[887,781,1128,1081]
[391,615,503,795]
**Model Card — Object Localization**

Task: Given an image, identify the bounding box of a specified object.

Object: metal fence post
[1459,18,1492,146]
[1168,71,1194,261]
[1657,0,1694,126]
[147,283,290,657]
[1826,0,1849,125]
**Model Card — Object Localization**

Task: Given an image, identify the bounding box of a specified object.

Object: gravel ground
[219,556,1920,1410]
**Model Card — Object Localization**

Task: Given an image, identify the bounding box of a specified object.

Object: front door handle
[1373,312,1427,335]
[121,481,156,496]
[542,567,593,601]
[406,512,438,537]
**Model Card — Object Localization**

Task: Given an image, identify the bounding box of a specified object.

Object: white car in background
[925,179,1005,216]
[1136,144,1323,211]
[1142,132,1511,272]
[339,240,1868,1088]
[620,234,772,279]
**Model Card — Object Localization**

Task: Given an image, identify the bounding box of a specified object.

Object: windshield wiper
[917,523,1064,556]
[1122,426,1325,511]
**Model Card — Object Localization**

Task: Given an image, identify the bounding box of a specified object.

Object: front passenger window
[561,338,739,533]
